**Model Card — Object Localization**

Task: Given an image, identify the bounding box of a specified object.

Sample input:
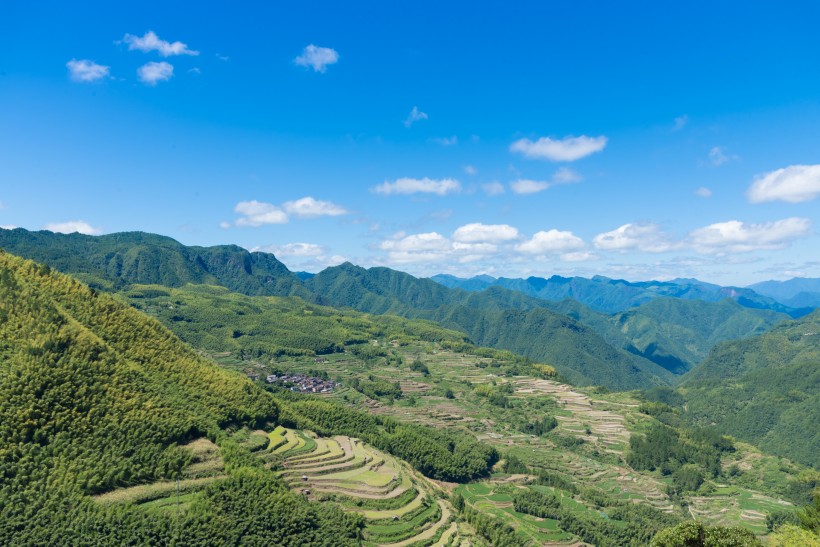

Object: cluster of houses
[265,373,340,394]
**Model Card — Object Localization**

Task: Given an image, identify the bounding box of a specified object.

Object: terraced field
[269,427,466,546]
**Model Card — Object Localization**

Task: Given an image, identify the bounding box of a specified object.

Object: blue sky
[1,1,819,285]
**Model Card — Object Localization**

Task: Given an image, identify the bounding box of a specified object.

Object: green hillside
[307,263,674,390]
[0,228,307,297]
[0,249,361,544]
[680,310,820,467]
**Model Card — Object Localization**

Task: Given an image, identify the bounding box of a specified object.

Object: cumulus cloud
[66,59,110,82]
[232,197,347,226]
[121,31,199,57]
[373,177,460,196]
[482,182,505,196]
[690,217,811,254]
[380,232,451,263]
[516,230,585,254]
[403,106,428,127]
[453,223,519,243]
[510,179,549,194]
[673,114,689,131]
[560,251,597,262]
[283,197,347,218]
[44,220,101,235]
[137,61,174,85]
[593,223,677,253]
[695,187,713,198]
[510,135,607,162]
[747,164,820,203]
[294,44,339,72]
[234,201,288,226]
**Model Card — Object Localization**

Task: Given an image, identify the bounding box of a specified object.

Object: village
[265,373,340,394]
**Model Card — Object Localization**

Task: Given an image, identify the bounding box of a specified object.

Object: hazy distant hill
[680,310,820,467]
[431,273,810,317]
[749,277,820,309]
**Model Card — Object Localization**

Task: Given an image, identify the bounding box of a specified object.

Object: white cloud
[516,230,585,254]
[380,232,451,263]
[282,197,347,218]
[453,223,519,243]
[294,44,339,72]
[482,182,505,196]
[264,243,325,257]
[747,164,820,203]
[695,187,713,198]
[234,200,288,226]
[373,177,460,196]
[552,167,582,184]
[403,106,428,127]
[593,223,677,253]
[690,217,811,254]
[464,165,478,175]
[510,179,549,194]
[122,31,199,57]
[560,251,597,262]
[673,114,689,131]
[431,136,458,146]
[0,225,16,230]
[510,135,607,162]
[219,221,232,229]
[708,146,738,166]
[137,61,174,85]
[66,59,110,82]
[44,220,101,235]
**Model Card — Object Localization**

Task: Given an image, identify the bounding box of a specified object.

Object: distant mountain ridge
[749,277,820,309]
[430,273,811,317]
[0,227,793,390]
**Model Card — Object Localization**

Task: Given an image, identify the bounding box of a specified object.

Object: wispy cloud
[481,182,505,196]
[121,31,199,57]
[403,106,428,127]
[294,45,339,72]
[708,146,738,166]
[747,164,820,203]
[431,136,458,146]
[672,114,689,131]
[66,59,110,82]
[510,135,607,162]
[137,61,174,85]
[690,217,811,254]
[464,165,478,175]
[509,167,582,194]
[373,177,460,196]
[695,187,713,198]
[44,220,102,235]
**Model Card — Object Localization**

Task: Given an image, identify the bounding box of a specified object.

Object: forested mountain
[0,228,308,297]
[680,310,820,467]
[0,249,355,544]
[307,263,674,390]
[431,273,811,317]
[549,298,788,375]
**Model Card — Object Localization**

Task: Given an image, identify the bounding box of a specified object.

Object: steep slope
[680,310,820,467]
[0,228,307,297]
[308,264,674,389]
[0,250,363,544]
